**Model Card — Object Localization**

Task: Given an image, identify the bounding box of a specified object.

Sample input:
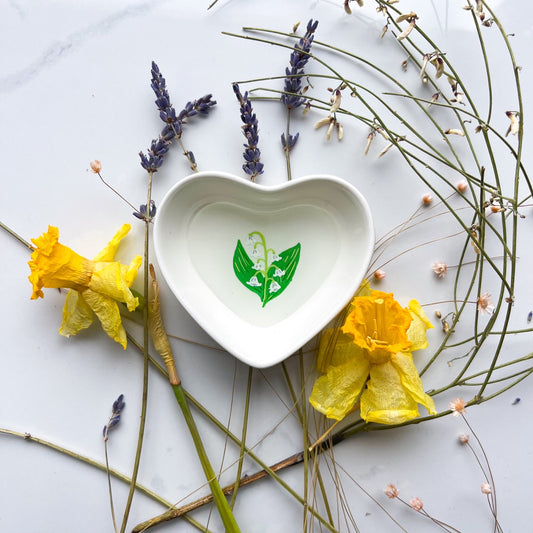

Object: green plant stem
[285,109,293,180]
[0,220,34,251]
[230,367,253,509]
[119,171,153,533]
[172,383,241,533]
[104,438,119,533]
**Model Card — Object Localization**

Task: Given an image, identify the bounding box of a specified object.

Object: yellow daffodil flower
[309,290,436,425]
[28,224,142,349]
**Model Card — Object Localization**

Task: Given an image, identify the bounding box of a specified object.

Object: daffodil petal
[407,299,433,351]
[392,352,436,415]
[361,361,420,424]
[60,290,93,337]
[82,289,127,349]
[317,328,365,373]
[93,224,132,262]
[89,260,140,311]
[309,359,370,421]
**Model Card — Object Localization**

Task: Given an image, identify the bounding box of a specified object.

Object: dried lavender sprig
[281,19,318,110]
[281,132,299,152]
[103,394,126,441]
[151,62,183,138]
[139,136,170,173]
[133,200,156,221]
[152,61,217,134]
[233,83,264,181]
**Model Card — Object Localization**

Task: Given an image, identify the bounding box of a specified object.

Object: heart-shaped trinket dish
[154,171,374,368]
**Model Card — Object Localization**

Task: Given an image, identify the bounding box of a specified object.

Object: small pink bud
[481,483,492,495]
[374,269,386,280]
[456,180,468,193]
[384,484,399,499]
[410,497,424,511]
[422,193,433,205]
[90,160,102,173]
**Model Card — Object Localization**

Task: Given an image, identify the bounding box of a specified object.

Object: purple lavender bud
[103,394,126,439]
[281,132,300,151]
[282,19,318,109]
[133,200,157,220]
[233,83,264,181]
[139,136,170,173]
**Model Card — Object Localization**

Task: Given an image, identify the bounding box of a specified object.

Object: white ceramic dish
[153,171,374,368]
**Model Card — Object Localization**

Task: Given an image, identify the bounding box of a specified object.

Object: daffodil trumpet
[28,224,142,349]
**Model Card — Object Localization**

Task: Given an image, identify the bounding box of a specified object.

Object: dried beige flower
[477,292,495,315]
[90,160,102,173]
[422,193,433,205]
[384,484,399,499]
[410,497,424,511]
[450,398,467,416]
[432,262,447,278]
[397,20,416,41]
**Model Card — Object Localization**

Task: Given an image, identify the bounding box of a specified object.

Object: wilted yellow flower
[28,224,142,349]
[309,290,436,424]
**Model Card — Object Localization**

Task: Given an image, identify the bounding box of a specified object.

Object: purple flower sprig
[103,394,125,441]
[139,136,170,173]
[233,83,264,181]
[281,19,318,110]
[140,61,217,173]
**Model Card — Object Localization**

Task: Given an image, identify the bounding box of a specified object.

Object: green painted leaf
[262,243,301,306]
[233,240,264,300]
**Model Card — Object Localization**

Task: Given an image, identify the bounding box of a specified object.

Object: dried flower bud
[336,122,344,141]
[396,11,417,23]
[90,160,102,173]
[419,54,430,79]
[431,56,445,78]
[384,484,399,499]
[445,129,465,136]
[432,262,447,278]
[435,310,442,319]
[373,269,386,280]
[326,118,335,141]
[315,116,331,130]
[148,264,180,385]
[505,111,519,137]
[330,90,342,113]
[422,193,433,205]
[456,180,468,193]
[481,483,492,495]
[458,434,470,444]
[364,131,375,155]
[344,0,352,14]
[397,20,416,41]
[410,497,424,511]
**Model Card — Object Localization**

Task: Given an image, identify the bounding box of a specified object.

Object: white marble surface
[1,1,532,532]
